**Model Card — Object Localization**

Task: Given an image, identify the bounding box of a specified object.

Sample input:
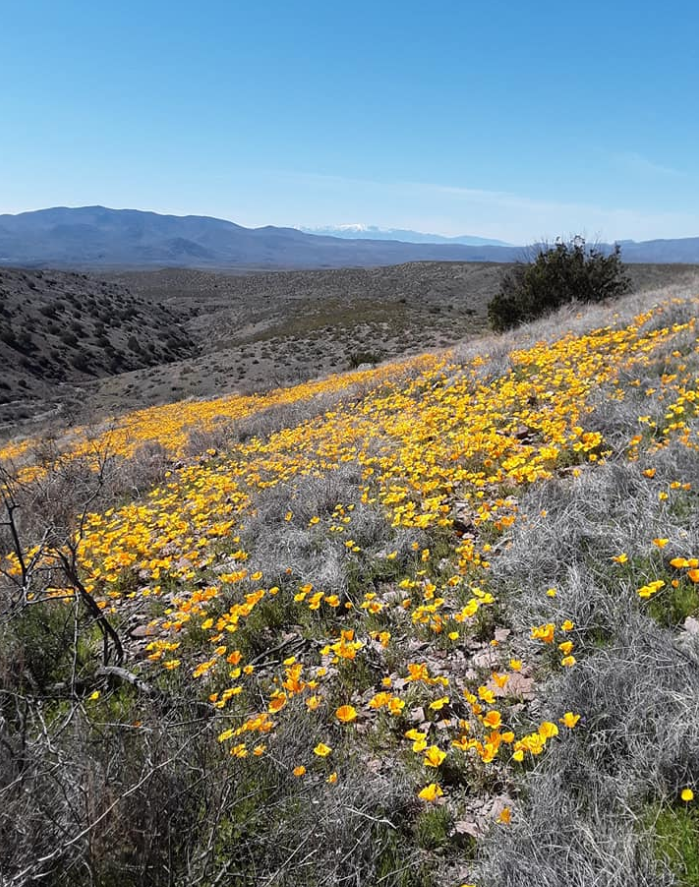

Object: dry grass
[4,276,699,885]
[471,302,699,883]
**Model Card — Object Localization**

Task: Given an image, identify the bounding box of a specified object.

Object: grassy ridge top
[3,283,699,885]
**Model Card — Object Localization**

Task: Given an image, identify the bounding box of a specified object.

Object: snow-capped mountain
[5,207,696,269]
[298,224,513,247]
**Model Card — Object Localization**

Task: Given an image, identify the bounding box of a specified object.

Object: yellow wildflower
[335,705,358,723]
[418,783,444,802]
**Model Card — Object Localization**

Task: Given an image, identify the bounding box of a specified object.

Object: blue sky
[2,0,698,243]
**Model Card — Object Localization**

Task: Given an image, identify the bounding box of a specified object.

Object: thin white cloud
[6,167,697,245]
[272,169,699,243]
[612,151,686,179]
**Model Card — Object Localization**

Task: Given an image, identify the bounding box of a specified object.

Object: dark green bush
[488,236,631,331]
[348,350,381,368]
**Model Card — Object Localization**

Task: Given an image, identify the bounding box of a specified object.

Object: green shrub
[488,236,631,331]
[348,350,381,368]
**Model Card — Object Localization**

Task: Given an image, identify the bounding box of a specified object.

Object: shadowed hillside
[0,267,193,429]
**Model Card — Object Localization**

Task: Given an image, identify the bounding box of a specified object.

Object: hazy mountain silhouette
[297,224,512,247]
[0,206,525,268]
[0,206,697,268]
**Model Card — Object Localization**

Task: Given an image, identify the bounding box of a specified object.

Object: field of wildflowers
[2,285,699,885]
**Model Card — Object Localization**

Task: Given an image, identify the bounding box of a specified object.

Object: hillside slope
[76,260,699,425]
[0,267,194,428]
[4,261,696,433]
[2,282,699,885]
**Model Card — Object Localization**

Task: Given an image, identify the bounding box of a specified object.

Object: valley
[2,260,697,437]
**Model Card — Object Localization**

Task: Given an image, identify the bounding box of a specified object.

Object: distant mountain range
[297,224,512,247]
[1,206,698,269]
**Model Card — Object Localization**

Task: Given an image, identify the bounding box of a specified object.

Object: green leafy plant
[488,236,631,331]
